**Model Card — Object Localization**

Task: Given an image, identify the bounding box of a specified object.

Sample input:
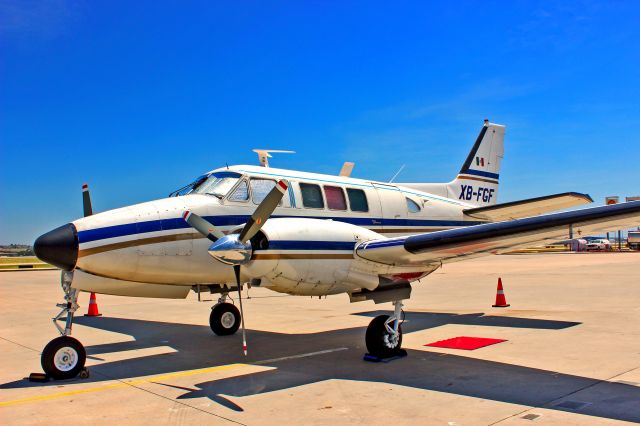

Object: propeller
[183,179,289,355]
[183,211,225,242]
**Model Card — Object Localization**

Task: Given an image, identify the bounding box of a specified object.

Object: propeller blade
[82,183,93,217]
[238,179,288,243]
[183,211,225,242]
[234,265,248,356]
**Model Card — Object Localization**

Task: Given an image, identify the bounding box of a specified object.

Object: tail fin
[398,120,505,206]
[449,120,505,206]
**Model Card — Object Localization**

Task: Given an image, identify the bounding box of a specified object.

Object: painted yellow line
[0,363,248,408]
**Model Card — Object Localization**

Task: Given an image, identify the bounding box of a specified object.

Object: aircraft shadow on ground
[3,311,639,423]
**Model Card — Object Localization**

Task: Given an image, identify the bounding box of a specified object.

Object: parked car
[586,239,612,251]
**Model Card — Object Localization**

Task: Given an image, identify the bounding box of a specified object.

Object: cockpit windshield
[169,172,242,198]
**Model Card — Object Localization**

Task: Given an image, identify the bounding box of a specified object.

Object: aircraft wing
[463,192,593,221]
[357,201,640,266]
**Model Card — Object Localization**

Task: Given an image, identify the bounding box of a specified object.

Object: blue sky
[1,1,639,244]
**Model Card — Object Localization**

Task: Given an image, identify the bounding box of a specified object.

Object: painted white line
[254,347,349,365]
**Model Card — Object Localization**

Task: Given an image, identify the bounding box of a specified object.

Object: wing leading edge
[357,201,640,266]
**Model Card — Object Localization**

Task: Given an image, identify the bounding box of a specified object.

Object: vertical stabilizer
[449,120,505,206]
[398,120,505,206]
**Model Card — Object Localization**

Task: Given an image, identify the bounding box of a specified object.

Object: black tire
[210,303,241,336]
[365,315,403,358]
[41,336,86,380]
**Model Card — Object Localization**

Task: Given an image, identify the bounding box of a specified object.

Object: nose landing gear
[41,272,87,380]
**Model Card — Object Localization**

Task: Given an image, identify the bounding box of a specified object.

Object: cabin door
[371,183,407,232]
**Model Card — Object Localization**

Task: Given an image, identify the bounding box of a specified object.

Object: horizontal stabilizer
[463,192,593,221]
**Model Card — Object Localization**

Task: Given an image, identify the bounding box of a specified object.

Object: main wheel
[210,303,241,336]
[41,336,86,380]
[365,315,403,358]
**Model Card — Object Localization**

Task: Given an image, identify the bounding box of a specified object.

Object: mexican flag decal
[475,156,485,167]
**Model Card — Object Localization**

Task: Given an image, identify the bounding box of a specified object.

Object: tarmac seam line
[488,364,640,425]
[91,369,247,425]
[0,336,40,353]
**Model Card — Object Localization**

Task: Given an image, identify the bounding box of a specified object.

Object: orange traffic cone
[492,278,510,307]
[84,292,102,317]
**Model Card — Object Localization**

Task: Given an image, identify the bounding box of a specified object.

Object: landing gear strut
[209,293,241,336]
[365,300,404,358]
[41,271,87,380]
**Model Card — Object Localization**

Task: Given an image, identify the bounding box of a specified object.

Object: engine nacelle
[243,218,383,296]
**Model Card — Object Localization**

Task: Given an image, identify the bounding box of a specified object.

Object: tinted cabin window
[347,188,369,212]
[406,197,421,213]
[251,179,276,204]
[324,186,347,210]
[300,183,324,208]
[228,180,249,202]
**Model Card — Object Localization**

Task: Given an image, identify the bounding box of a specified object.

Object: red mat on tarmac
[425,336,507,350]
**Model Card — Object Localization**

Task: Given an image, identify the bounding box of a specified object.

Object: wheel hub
[54,346,78,371]
[220,311,236,328]
[383,332,399,348]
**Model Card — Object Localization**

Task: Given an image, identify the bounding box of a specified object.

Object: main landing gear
[209,293,241,336]
[365,300,405,358]
[41,272,88,380]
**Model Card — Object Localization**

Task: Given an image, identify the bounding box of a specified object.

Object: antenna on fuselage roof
[388,164,406,183]
[252,149,295,167]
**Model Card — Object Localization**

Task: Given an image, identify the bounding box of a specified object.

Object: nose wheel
[41,336,87,380]
[210,302,241,336]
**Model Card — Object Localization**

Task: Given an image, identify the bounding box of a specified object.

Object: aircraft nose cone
[34,223,79,271]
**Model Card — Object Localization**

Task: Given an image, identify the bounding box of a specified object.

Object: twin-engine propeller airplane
[34,120,640,379]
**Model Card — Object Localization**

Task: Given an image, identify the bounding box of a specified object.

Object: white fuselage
[71,165,483,296]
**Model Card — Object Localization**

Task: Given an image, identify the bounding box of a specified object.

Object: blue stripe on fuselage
[77,215,484,244]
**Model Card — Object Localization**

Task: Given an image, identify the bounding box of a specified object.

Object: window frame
[346,188,369,213]
[406,197,421,213]
[323,185,348,211]
[299,182,325,209]
[226,178,250,203]
[249,178,277,205]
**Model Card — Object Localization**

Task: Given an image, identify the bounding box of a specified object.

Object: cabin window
[300,183,325,208]
[324,186,347,210]
[228,180,249,202]
[250,179,276,204]
[406,197,421,213]
[347,188,368,212]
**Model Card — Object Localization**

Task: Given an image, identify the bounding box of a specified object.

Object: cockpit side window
[250,178,278,205]
[228,180,249,202]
